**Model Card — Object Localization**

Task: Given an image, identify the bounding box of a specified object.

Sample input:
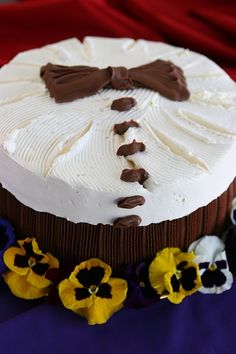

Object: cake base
[1,180,235,271]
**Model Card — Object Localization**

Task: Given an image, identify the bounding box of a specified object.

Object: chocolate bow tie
[40,60,190,103]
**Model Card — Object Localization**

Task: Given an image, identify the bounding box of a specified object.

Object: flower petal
[181,266,200,292]
[27,267,52,289]
[76,278,127,325]
[75,298,123,325]
[198,251,233,294]
[202,269,226,288]
[167,290,186,304]
[0,218,16,251]
[4,271,49,299]
[3,247,29,275]
[225,226,236,275]
[149,248,179,294]
[96,283,112,298]
[189,236,233,294]
[70,258,112,287]
[163,272,185,304]
[59,279,93,311]
[199,269,233,294]
[105,278,128,307]
[164,269,201,304]
[150,248,201,304]
[188,236,225,262]
[45,252,59,269]
[124,262,159,309]
[175,251,196,265]
[18,238,47,263]
[230,198,236,225]
[28,252,59,288]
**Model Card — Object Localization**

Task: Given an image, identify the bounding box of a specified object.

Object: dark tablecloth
[0,277,236,354]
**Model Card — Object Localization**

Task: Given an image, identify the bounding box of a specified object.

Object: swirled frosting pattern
[0,37,236,225]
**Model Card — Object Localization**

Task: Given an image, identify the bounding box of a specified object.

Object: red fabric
[0,0,235,80]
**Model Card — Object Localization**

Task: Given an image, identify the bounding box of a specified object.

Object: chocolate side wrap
[0,180,235,272]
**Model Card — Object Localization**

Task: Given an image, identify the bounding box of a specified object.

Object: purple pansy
[124,262,160,309]
[225,198,236,275]
[225,226,236,275]
[0,218,16,274]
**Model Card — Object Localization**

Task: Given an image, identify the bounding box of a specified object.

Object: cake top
[0,37,236,225]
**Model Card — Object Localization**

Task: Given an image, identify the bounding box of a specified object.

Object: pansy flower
[149,248,201,304]
[124,262,160,309]
[0,218,16,274]
[189,236,233,294]
[230,197,236,225]
[224,197,236,275]
[3,237,59,299]
[58,258,128,325]
[225,226,236,275]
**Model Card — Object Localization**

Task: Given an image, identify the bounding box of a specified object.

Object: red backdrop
[0,0,235,79]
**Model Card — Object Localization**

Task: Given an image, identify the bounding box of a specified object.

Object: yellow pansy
[59,258,128,325]
[3,237,59,299]
[149,248,202,304]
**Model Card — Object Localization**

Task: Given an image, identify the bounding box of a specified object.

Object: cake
[0,37,236,271]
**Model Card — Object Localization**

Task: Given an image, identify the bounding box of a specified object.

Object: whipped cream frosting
[0,37,236,225]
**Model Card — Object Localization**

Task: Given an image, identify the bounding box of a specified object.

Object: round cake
[0,37,236,270]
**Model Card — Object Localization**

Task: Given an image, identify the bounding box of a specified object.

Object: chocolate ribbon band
[40,60,190,103]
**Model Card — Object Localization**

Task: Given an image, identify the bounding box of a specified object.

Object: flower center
[175,269,182,280]
[139,281,145,288]
[88,285,99,295]
[28,257,36,267]
[209,263,217,271]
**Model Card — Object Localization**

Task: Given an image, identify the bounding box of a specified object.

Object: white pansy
[189,236,233,294]
[230,197,236,225]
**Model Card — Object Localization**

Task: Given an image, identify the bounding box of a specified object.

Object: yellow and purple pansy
[3,237,59,299]
[149,247,202,304]
[189,236,233,294]
[0,216,234,325]
[58,258,128,325]
[0,218,16,274]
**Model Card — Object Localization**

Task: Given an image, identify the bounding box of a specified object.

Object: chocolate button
[113,215,142,227]
[117,195,145,209]
[111,97,136,112]
[117,140,146,157]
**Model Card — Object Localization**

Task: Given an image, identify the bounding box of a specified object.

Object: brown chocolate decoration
[110,67,133,90]
[117,140,146,157]
[117,195,145,209]
[111,97,136,112]
[120,168,149,185]
[1,179,236,271]
[40,60,190,103]
[113,120,139,135]
[113,215,142,227]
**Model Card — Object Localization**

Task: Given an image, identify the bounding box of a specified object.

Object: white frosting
[0,37,236,225]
